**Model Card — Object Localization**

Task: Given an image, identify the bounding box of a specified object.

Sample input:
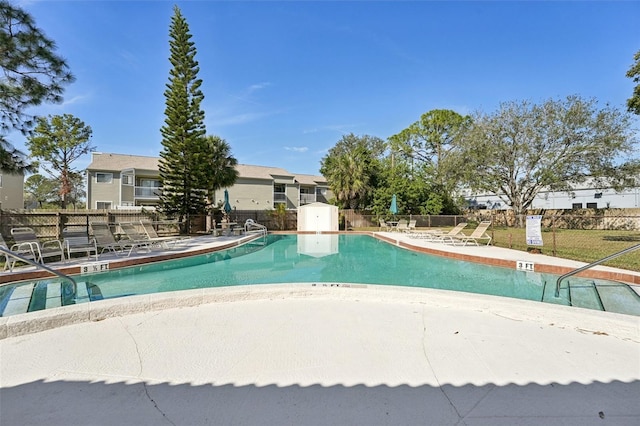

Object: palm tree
[320,133,384,210]
[203,135,238,208]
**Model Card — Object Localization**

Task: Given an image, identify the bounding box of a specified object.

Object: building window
[594,192,602,199]
[96,173,113,183]
[122,174,134,185]
[572,203,583,209]
[274,183,286,205]
[96,201,112,210]
[586,202,598,209]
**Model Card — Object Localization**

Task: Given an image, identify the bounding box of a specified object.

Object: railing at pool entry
[0,246,78,290]
[0,246,80,312]
[555,243,640,298]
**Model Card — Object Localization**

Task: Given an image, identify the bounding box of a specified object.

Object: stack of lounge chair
[90,222,151,257]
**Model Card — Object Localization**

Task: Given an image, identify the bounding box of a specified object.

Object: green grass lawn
[490,227,640,272]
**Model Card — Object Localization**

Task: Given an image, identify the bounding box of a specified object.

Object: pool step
[569,280,640,316]
[0,281,104,317]
[594,280,640,316]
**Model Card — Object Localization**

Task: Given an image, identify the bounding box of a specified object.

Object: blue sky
[11,0,640,175]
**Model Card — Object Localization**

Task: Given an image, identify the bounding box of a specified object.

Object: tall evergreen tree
[159,6,208,228]
[1,0,74,172]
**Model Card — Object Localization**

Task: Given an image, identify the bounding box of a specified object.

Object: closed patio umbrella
[390,194,398,215]
[223,189,232,215]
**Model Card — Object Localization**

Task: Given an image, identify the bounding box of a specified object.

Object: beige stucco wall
[286,185,298,209]
[216,178,274,211]
[0,171,24,210]
[87,171,121,208]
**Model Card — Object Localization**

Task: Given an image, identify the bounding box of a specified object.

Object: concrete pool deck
[0,232,639,424]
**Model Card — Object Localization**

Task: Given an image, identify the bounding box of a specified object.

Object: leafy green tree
[203,135,238,208]
[627,49,640,115]
[320,133,385,209]
[0,1,74,172]
[389,109,470,191]
[159,6,209,229]
[24,173,57,208]
[370,157,461,216]
[459,96,639,226]
[26,114,94,209]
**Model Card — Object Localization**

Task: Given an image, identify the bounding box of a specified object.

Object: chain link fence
[342,210,640,271]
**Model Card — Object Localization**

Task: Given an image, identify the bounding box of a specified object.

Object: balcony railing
[300,193,316,204]
[274,193,287,203]
[135,186,161,199]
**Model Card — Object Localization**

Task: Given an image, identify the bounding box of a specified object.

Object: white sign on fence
[81,261,110,275]
[526,215,543,246]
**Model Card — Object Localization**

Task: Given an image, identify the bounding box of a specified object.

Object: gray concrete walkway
[1,285,638,425]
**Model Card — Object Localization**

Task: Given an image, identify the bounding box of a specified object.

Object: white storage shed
[297,202,339,232]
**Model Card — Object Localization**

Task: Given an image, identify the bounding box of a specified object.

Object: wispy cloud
[284,146,309,153]
[208,111,275,127]
[61,94,90,107]
[247,82,271,93]
[302,124,359,135]
[118,50,140,70]
[231,82,272,105]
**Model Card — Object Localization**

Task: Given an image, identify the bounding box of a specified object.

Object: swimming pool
[1,234,639,317]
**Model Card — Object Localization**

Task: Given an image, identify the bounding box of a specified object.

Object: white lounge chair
[428,223,469,243]
[450,221,492,246]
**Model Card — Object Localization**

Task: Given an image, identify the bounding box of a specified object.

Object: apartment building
[0,170,24,210]
[86,152,332,210]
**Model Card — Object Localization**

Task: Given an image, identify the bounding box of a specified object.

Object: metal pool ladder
[555,243,640,298]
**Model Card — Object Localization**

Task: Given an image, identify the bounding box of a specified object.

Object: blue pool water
[1,234,639,316]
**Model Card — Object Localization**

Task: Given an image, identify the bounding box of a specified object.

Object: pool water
[1,234,639,316]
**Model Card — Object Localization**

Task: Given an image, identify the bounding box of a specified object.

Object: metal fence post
[552,215,557,257]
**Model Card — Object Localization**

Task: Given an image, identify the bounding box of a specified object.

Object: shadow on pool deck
[2,378,637,425]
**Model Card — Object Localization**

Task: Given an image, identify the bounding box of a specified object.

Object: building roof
[87,153,159,171]
[236,164,293,180]
[295,173,327,185]
[87,152,326,183]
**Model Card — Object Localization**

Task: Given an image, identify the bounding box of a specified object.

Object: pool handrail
[554,242,640,297]
[0,246,78,290]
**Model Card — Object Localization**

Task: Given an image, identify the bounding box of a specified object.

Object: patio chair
[119,222,179,249]
[63,228,99,261]
[395,219,409,232]
[140,221,190,246]
[406,219,417,233]
[378,218,392,232]
[450,221,493,246]
[10,227,65,264]
[90,222,150,257]
[428,223,469,243]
